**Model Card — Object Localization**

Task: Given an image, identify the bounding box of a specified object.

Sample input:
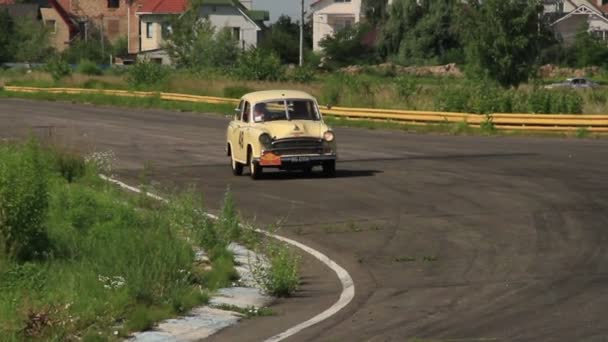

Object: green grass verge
[0,141,242,341]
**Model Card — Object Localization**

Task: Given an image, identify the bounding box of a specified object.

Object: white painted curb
[100,175,355,342]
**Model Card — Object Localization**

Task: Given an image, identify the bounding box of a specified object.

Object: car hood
[258,120,328,140]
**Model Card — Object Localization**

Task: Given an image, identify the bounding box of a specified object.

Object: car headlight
[323,131,335,142]
[259,133,272,147]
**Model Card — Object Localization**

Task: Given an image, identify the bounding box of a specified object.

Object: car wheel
[322,160,336,178]
[249,153,262,180]
[231,156,243,176]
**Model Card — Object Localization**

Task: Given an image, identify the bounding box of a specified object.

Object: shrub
[285,66,316,83]
[126,60,169,89]
[223,86,253,99]
[0,141,50,261]
[45,56,72,81]
[234,49,283,81]
[394,76,419,101]
[76,59,102,76]
[52,148,86,183]
[253,242,299,297]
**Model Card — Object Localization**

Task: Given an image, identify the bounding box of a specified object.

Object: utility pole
[299,0,304,67]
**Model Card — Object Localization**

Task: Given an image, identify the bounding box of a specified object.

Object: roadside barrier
[5,86,608,133]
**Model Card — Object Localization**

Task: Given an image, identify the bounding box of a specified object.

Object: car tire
[231,156,243,176]
[249,153,262,180]
[322,160,336,178]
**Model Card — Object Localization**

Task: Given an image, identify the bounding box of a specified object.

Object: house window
[334,18,353,31]
[334,0,352,2]
[108,0,119,8]
[146,22,153,39]
[232,27,240,41]
[45,19,56,34]
[161,23,172,39]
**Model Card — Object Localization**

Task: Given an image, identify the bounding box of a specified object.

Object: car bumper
[254,154,336,167]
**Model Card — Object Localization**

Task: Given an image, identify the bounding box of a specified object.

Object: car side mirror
[234,108,240,121]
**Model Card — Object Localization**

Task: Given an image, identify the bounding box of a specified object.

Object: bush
[285,66,316,83]
[394,76,419,101]
[253,242,299,297]
[126,60,169,89]
[52,148,86,183]
[0,141,50,261]
[223,86,253,99]
[45,57,72,81]
[233,49,283,81]
[76,59,102,76]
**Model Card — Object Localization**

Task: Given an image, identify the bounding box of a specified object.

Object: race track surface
[1,98,608,342]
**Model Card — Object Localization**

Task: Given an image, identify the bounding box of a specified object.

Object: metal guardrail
[4,86,608,133]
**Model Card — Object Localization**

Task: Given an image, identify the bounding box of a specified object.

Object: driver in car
[253,103,268,122]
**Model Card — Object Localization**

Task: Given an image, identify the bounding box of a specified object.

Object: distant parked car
[545,77,598,89]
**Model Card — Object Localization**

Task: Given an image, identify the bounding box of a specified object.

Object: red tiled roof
[139,0,188,14]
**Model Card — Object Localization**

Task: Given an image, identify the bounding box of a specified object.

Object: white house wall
[140,15,166,51]
[199,6,260,49]
[312,0,362,51]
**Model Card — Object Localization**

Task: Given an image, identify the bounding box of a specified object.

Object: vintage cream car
[226,90,337,179]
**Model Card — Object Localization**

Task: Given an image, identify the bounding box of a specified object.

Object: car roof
[241,90,317,104]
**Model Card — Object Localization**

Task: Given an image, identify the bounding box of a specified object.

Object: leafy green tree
[0,8,16,63]
[568,24,608,68]
[319,23,377,68]
[464,0,545,87]
[13,18,54,62]
[259,15,312,64]
[164,10,238,69]
[380,0,464,65]
[362,0,389,25]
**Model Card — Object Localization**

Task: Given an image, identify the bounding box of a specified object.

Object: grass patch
[211,304,275,318]
[0,140,242,340]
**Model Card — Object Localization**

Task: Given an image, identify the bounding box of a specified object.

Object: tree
[464,0,545,87]
[0,8,16,63]
[568,24,608,69]
[259,15,311,65]
[362,0,389,25]
[164,9,238,69]
[379,0,464,65]
[13,17,54,63]
[319,23,377,68]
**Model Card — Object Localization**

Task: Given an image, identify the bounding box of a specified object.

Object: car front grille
[270,138,326,156]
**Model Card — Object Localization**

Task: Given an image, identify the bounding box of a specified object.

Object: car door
[234,101,251,162]
[228,101,243,159]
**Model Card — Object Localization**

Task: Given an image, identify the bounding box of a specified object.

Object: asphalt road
[1,98,608,342]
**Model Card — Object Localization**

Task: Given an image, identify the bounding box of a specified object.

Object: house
[545,0,608,44]
[311,0,362,51]
[136,0,269,65]
[53,0,143,55]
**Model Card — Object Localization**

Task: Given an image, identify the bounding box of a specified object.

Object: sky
[253,0,313,23]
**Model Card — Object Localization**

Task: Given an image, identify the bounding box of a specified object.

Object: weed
[576,127,590,138]
[126,61,169,89]
[0,140,50,261]
[423,256,438,262]
[252,240,300,297]
[212,303,275,318]
[76,60,102,76]
[394,256,416,262]
[45,57,72,81]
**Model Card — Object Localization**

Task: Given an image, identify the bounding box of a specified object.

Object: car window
[253,99,320,122]
[287,100,319,120]
[242,102,251,123]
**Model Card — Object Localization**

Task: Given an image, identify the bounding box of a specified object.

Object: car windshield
[252,99,320,122]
